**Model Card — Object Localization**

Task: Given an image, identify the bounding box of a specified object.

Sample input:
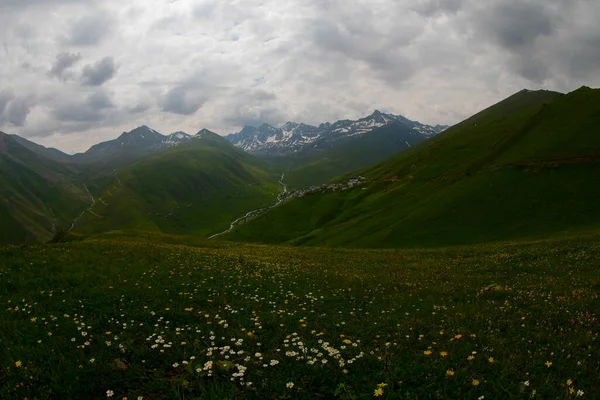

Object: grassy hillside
[278,122,426,188]
[74,133,280,237]
[1,232,599,398]
[0,133,89,244]
[225,87,600,247]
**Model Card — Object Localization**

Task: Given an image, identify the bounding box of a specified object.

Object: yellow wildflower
[374,388,384,397]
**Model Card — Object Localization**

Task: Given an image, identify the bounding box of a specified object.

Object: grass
[226,87,600,248]
[74,136,281,237]
[0,151,88,244]
[1,232,599,399]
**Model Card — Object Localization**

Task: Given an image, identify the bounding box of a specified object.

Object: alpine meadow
[1,1,600,399]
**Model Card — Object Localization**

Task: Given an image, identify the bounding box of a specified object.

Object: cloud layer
[0,0,598,153]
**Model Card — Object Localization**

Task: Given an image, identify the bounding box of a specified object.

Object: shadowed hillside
[73,131,280,237]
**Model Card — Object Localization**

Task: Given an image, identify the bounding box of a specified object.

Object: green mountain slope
[224,87,600,248]
[276,122,426,188]
[0,132,89,244]
[74,131,280,237]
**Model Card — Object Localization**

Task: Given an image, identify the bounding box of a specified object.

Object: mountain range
[2,87,599,247]
[224,110,448,154]
[225,87,600,248]
[1,110,444,243]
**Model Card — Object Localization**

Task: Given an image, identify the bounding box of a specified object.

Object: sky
[0,0,598,154]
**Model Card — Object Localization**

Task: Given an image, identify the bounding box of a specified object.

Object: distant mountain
[74,125,193,166]
[0,131,88,244]
[0,125,280,244]
[225,87,600,248]
[8,134,73,164]
[73,130,279,237]
[225,111,447,155]
[282,121,428,188]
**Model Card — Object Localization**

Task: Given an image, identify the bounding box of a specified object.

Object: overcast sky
[1,0,598,153]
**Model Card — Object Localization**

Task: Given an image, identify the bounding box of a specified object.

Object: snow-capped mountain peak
[224,112,447,154]
[163,131,192,146]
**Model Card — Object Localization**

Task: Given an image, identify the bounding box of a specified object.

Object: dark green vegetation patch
[1,233,599,399]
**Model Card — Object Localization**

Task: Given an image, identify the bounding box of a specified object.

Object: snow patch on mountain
[225,111,447,154]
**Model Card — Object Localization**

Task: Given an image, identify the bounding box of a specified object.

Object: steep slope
[73,131,280,237]
[0,132,89,244]
[8,134,73,163]
[224,87,600,248]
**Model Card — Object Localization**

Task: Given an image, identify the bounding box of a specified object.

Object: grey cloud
[415,0,463,16]
[128,103,150,114]
[2,0,600,152]
[0,90,14,117]
[53,90,115,122]
[222,106,285,129]
[558,30,600,81]
[81,57,118,86]
[1,0,94,8]
[87,90,114,109]
[464,0,600,85]
[192,0,218,18]
[479,2,555,51]
[48,52,82,80]
[6,97,33,126]
[161,86,206,115]
[64,11,113,46]
[509,55,549,84]
[306,8,419,86]
[218,89,283,128]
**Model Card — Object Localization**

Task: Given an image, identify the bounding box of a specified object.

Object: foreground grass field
[1,233,599,399]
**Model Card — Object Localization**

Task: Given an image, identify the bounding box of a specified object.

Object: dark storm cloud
[81,57,118,86]
[53,90,115,122]
[161,86,205,115]
[47,52,82,80]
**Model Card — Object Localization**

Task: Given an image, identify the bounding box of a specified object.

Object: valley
[2,1,598,398]
[1,87,599,400]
